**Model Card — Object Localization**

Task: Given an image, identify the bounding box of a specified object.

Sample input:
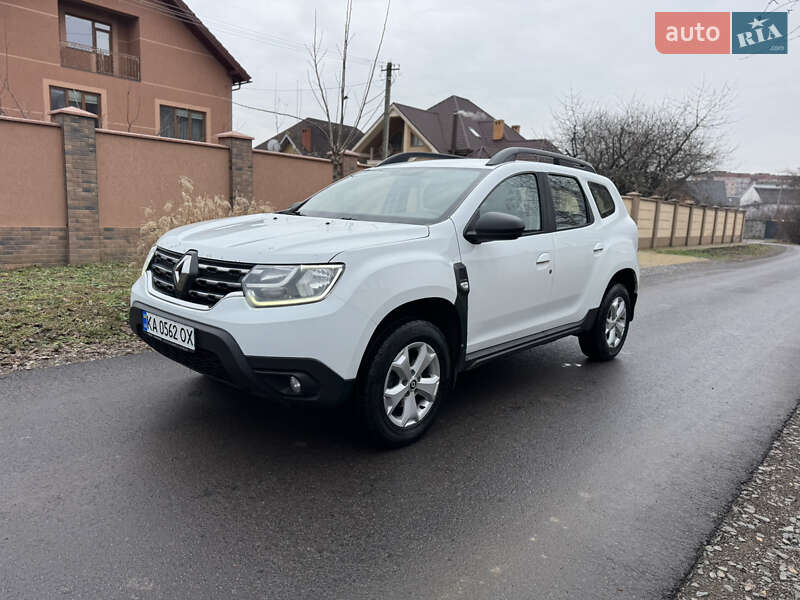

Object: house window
[409,132,423,147]
[159,105,206,142]
[49,86,100,121]
[65,14,111,54]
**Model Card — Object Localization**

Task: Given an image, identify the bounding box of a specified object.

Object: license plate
[142,311,195,351]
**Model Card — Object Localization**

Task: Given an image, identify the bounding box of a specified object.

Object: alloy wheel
[383,341,441,428]
[605,296,627,349]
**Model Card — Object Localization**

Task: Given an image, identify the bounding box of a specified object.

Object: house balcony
[60,41,140,81]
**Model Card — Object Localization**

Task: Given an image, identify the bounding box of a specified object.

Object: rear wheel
[357,320,450,448]
[578,283,631,361]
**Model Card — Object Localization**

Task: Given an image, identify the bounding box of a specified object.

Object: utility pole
[381,61,399,160]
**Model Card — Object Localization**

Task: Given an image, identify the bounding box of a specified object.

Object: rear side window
[588,182,616,218]
[478,173,541,232]
[548,174,589,230]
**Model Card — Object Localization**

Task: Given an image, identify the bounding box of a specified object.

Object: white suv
[130,148,639,446]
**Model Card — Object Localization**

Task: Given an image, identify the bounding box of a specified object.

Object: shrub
[137,176,274,261]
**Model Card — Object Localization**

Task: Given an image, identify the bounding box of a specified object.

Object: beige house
[0,0,250,141]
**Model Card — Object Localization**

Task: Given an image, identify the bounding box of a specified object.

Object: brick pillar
[650,195,663,249]
[627,192,641,223]
[218,131,254,202]
[51,106,100,264]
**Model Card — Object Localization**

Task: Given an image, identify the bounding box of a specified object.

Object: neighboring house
[256,117,363,158]
[680,179,735,207]
[352,95,558,162]
[0,0,250,141]
[694,171,797,205]
[740,184,800,218]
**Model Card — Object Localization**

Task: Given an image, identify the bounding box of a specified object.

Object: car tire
[578,283,631,361]
[357,320,451,448]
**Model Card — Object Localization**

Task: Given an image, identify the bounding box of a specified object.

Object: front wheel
[357,320,451,448]
[578,283,631,361]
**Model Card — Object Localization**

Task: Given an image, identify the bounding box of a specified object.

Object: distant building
[692,171,797,206]
[256,117,363,158]
[681,179,733,207]
[740,184,800,238]
[352,95,558,162]
[740,184,800,216]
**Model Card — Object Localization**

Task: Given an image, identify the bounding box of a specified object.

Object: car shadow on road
[150,336,629,461]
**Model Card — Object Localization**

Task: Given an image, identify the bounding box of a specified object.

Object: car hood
[156,213,429,263]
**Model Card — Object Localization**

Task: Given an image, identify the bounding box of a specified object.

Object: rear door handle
[593,243,605,254]
[536,252,552,265]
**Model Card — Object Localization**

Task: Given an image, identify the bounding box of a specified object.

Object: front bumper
[130,302,354,405]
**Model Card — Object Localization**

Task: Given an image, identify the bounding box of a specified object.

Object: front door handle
[593,243,605,254]
[536,252,552,265]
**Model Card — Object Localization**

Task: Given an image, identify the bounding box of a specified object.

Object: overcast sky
[189,0,798,173]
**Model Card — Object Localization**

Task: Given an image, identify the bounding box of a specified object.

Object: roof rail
[377,151,461,166]
[485,147,595,172]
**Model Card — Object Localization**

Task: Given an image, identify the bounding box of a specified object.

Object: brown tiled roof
[256,117,363,158]
[393,95,557,158]
[167,0,251,85]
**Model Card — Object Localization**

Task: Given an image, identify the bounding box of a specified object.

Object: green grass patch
[0,262,140,356]
[655,244,781,261]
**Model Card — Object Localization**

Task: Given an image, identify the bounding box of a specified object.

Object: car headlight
[241,264,344,307]
[141,246,157,277]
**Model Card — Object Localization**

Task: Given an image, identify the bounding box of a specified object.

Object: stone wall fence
[0,110,746,268]
[622,192,745,249]
[0,110,361,268]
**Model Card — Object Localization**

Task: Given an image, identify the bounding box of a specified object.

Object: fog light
[289,376,302,394]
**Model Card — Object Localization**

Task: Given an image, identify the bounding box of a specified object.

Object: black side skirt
[462,309,598,370]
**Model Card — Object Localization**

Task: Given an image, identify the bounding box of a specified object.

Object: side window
[548,174,589,230]
[588,182,616,218]
[478,173,541,232]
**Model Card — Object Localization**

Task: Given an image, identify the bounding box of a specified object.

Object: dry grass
[655,243,782,261]
[0,262,145,375]
[137,176,273,260]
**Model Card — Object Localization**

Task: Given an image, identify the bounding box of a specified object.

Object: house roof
[255,117,363,158]
[751,185,800,206]
[356,95,558,158]
[682,180,732,207]
[166,0,251,85]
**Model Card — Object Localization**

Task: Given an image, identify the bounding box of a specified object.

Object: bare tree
[308,0,390,180]
[0,18,28,119]
[125,86,141,132]
[553,85,733,196]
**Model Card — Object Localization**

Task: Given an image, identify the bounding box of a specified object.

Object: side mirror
[464,211,525,244]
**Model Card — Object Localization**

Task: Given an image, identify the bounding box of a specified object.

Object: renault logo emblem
[173,250,198,295]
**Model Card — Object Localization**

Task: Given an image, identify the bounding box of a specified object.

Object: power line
[118,0,376,65]
[240,80,374,94]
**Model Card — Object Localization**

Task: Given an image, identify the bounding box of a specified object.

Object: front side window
[588,182,616,218]
[49,86,100,120]
[478,173,542,232]
[298,167,486,224]
[65,14,111,53]
[549,174,590,230]
[160,105,205,142]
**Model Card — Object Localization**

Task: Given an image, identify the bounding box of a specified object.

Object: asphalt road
[2,246,800,600]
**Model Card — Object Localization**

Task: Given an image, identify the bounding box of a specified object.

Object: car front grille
[147,247,254,308]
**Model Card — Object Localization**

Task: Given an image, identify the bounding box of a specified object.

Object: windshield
[297,167,486,224]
